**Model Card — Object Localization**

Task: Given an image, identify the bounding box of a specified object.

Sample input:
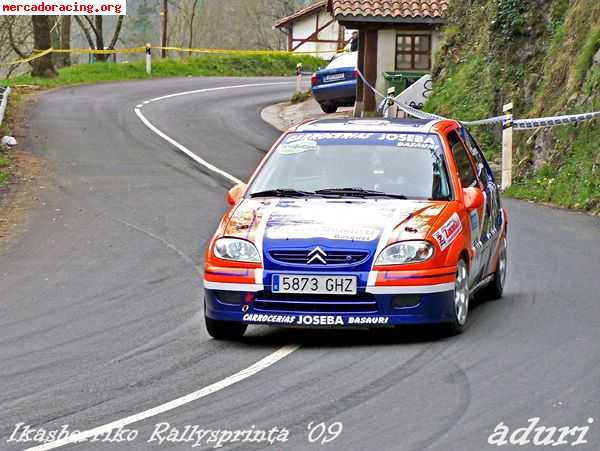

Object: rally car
[204,118,508,339]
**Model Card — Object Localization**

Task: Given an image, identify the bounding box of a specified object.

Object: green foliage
[290,90,311,104]
[1,53,324,88]
[574,25,600,86]
[427,0,600,213]
[491,0,528,37]
[507,123,600,214]
[0,155,8,185]
[426,56,498,154]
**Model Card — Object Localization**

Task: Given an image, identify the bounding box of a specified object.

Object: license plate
[324,73,345,82]
[272,275,357,295]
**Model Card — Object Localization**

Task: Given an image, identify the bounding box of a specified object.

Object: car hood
[223,198,447,247]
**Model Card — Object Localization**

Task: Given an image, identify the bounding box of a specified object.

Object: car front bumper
[204,286,456,328]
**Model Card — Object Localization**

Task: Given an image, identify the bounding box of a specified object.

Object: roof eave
[334,14,447,26]
[273,1,328,29]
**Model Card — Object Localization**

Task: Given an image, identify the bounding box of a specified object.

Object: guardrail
[357,69,600,190]
[0,87,10,128]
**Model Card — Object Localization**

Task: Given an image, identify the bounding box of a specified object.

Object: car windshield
[248,131,452,200]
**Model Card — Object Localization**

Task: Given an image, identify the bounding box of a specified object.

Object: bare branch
[74,15,96,49]
[7,17,29,59]
[106,15,124,50]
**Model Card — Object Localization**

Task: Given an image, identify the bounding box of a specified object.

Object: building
[274,1,353,60]
[328,0,448,114]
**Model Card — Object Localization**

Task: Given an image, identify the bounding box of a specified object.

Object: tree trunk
[161,0,168,58]
[188,0,200,56]
[94,16,107,62]
[60,16,71,67]
[31,16,57,77]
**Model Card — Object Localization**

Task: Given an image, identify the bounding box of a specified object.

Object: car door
[459,128,502,278]
[446,129,486,283]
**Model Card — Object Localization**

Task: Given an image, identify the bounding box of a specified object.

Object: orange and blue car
[203,118,508,339]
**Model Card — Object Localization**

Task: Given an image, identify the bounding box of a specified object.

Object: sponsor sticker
[469,210,480,245]
[433,212,462,251]
[266,224,380,242]
[283,132,439,150]
[279,140,317,155]
[242,314,390,326]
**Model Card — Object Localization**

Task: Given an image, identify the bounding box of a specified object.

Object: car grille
[253,291,377,313]
[269,250,369,266]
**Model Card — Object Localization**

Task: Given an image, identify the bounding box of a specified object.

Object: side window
[463,131,489,186]
[447,131,477,188]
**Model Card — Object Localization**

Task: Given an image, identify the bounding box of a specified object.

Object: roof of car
[292,118,455,134]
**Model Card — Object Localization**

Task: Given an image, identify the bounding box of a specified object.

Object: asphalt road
[0,77,599,451]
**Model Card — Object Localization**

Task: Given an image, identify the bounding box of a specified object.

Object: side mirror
[463,187,484,210]
[226,183,247,206]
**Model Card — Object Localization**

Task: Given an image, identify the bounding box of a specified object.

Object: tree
[59,17,72,67]
[188,0,200,53]
[74,15,124,62]
[50,17,71,67]
[31,16,57,77]
[161,0,169,58]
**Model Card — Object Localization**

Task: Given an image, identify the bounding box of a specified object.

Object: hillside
[427,0,600,213]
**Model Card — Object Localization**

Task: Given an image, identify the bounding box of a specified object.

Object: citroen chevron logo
[307,246,327,264]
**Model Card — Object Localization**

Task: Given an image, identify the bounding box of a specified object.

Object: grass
[0,155,9,185]
[425,55,498,156]
[506,120,600,214]
[426,0,600,214]
[290,90,312,104]
[1,53,325,88]
[0,88,23,186]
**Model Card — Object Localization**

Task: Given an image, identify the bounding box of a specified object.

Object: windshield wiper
[315,187,408,199]
[250,188,315,198]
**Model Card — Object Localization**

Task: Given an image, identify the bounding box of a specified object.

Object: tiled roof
[274,1,328,28]
[329,0,448,20]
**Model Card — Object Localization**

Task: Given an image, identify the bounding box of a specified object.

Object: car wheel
[320,102,338,114]
[447,258,470,335]
[205,315,247,340]
[481,235,507,301]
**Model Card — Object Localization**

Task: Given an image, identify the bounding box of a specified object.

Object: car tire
[320,102,338,114]
[480,235,507,301]
[446,258,470,335]
[205,315,247,340]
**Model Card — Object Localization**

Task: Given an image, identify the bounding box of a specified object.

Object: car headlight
[213,238,261,263]
[375,241,434,266]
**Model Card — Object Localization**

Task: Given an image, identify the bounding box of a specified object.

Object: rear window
[327,52,358,70]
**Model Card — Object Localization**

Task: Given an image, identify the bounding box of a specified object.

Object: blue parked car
[311,52,358,114]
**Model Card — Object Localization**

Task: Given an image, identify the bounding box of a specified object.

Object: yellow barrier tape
[154,46,345,55]
[51,47,147,55]
[3,48,54,66]
[2,45,347,66]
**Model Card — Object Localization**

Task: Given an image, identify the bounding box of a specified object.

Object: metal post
[296,63,303,94]
[0,87,11,128]
[501,102,514,191]
[145,44,152,75]
[384,86,396,119]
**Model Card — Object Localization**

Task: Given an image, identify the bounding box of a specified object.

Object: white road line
[134,82,292,185]
[23,81,301,451]
[25,345,300,450]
